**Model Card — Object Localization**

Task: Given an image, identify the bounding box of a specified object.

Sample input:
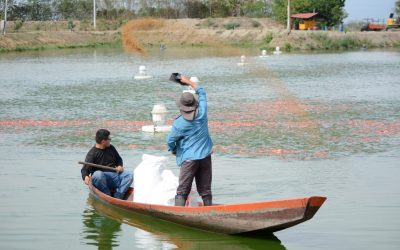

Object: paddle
[78,161,118,172]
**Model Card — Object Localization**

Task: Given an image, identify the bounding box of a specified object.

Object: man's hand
[84,176,91,185]
[180,75,198,89]
[116,166,124,173]
[172,151,176,156]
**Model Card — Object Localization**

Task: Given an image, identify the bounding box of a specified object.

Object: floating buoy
[237,55,248,66]
[142,104,171,133]
[273,47,282,55]
[259,49,269,58]
[262,50,267,56]
[134,65,152,80]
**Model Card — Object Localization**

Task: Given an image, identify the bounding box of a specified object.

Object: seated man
[81,129,133,199]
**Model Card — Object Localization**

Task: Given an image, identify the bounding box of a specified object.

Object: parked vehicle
[360,18,385,31]
[385,13,400,31]
[361,14,400,31]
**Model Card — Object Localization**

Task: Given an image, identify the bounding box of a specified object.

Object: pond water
[0,47,399,250]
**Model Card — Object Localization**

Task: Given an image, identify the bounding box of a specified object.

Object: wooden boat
[89,183,326,235]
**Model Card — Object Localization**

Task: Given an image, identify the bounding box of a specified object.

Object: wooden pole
[78,161,118,172]
[3,0,8,35]
[209,0,212,17]
[93,0,96,30]
[287,0,291,30]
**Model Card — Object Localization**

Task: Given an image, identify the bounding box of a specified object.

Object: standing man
[81,129,133,200]
[167,75,214,206]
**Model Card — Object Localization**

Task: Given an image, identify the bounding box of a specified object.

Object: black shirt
[81,144,123,180]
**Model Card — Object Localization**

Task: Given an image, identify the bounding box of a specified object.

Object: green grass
[230,37,258,48]
[308,32,374,51]
[284,42,293,52]
[251,20,261,28]
[262,32,273,44]
[223,22,240,30]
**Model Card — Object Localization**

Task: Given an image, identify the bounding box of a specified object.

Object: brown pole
[287,0,291,30]
[3,0,8,35]
[78,161,118,172]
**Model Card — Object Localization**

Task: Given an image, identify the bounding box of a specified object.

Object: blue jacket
[167,87,213,166]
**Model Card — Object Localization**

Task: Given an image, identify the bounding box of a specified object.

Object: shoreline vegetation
[1,18,400,54]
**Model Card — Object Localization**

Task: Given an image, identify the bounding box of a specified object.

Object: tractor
[385,13,400,31]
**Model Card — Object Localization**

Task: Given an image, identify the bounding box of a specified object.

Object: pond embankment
[1,18,399,53]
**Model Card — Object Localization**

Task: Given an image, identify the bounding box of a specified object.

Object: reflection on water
[82,207,121,249]
[84,196,286,250]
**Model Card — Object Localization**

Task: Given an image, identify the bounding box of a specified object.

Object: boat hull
[89,184,326,235]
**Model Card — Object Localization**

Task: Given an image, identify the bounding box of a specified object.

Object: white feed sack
[133,154,200,206]
[148,170,179,205]
[133,154,166,203]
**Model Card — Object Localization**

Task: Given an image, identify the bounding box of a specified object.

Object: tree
[312,0,346,26]
[10,3,29,21]
[241,0,270,18]
[54,0,75,19]
[1,0,15,19]
[0,1,28,21]
[185,0,208,18]
[207,0,230,17]
[55,0,92,20]
[271,0,287,23]
[396,0,400,16]
[27,0,53,20]
[271,0,347,27]
[227,0,244,16]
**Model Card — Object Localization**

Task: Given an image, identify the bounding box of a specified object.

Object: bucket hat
[176,92,198,120]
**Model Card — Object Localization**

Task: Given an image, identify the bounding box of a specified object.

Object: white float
[273,47,282,55]
[141,104,172,133]
[237,55,248,66]
[259,49,269,58]
[134,65,152,80]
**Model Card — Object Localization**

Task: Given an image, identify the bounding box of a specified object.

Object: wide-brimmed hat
[176,92,198,120]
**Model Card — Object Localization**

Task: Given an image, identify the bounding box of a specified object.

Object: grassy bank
[0,40,121,53]
[0,29,122,53]
[262,31,400,52]
[1,18,400,54]
[124,18,400,52]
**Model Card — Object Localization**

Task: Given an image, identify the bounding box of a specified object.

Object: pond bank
[0,30,121,52]
[1,18,400,53]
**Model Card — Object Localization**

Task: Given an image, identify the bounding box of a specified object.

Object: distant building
[291,12,320,30]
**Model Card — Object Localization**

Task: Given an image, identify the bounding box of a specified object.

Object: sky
[345,0,397,21]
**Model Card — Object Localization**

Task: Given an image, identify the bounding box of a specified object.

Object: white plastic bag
[133,154,167,203]
[147,170,179,205]
[133,154,201,206]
